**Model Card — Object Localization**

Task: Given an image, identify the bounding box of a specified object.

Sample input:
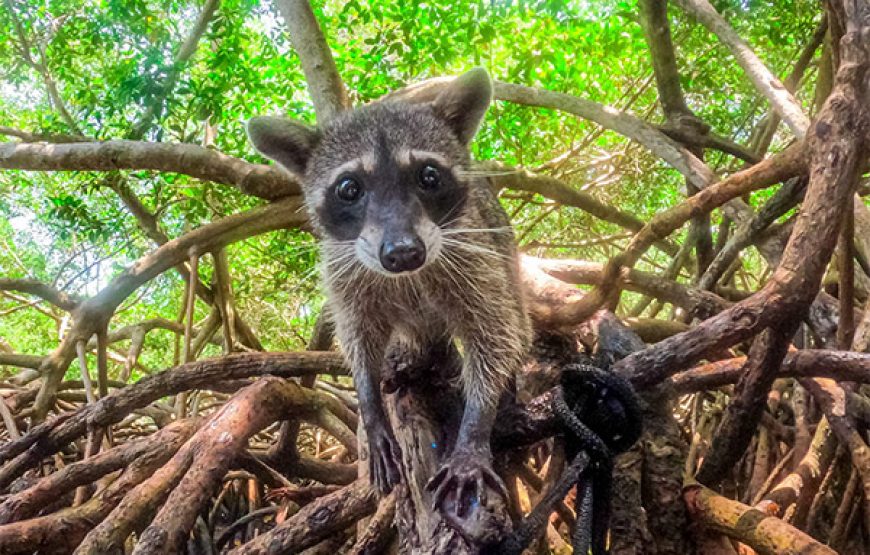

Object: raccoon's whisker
[440,226,513,235]
[326,259,355,277]
[321,242,356,254]
[439,248,488,302]
[320,240,358,251]
[455,169,521,178]
[408,272,424,304]
[436,251,468,293]
[321,251,353,265]
[323,252,357,271]
[326,263,353,283]
[323,243,357,254]
[325,252,362,283]
[440,238,513,261]
[437,198,468,228]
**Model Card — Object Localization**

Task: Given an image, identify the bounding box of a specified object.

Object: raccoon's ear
[432,67,492,145]
[246,116,320,176]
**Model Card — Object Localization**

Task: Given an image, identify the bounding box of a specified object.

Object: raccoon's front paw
[366,421,402,494]
[426,448,508,522]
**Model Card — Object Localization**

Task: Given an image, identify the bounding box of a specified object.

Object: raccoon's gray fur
[247,68,530,508]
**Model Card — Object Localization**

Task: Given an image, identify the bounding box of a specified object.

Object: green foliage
[0,0,824,378]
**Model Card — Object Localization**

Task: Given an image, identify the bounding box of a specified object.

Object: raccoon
[247,68,529,514]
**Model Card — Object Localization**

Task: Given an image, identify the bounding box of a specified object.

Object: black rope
[492,363,642,555]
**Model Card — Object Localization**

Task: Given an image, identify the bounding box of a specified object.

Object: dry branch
[0,418,201,523]
[0,351,346,488]
[684,483,835,555]
[0,419,196,554]
[669,349,870,393]
[228,481,378,555]
[126,377,321,554]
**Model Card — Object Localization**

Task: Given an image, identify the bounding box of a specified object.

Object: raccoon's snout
[379,236,426,273]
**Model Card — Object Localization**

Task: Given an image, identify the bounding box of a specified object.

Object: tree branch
[0,351,347,488]
[0,140,300,200]
[484,161,677,254]
[128,377,319,554]
[527,256,738,319]
[697,176,807,290]
[640,0,697,122]
[538,142,807,327]
[0,418,202,523]
[272,0,350,122]
[674,0,812,137]
[752,16,828,156]
[492,81,715,190]
[695,323,797,484]
[228,480,377,555]
[615,13,870,386]
[0,278,81,311]
[0,420,197,555]
[128,0,221,139]
[3,0,83,135]
[669,349,870,393]
[0,126,89,143]
[27,196,305,422]
[684,482,835,554]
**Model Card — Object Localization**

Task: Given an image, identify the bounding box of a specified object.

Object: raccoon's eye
[334,177,363,202]
[419,165,441,190]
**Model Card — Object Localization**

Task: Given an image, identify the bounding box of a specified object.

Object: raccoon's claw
[426,449,508,520]
[367,422,402,494]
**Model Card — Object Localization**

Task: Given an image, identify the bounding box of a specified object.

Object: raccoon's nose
[379,237,426,273]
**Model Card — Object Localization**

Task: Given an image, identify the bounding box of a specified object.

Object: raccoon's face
[248,68,492,277]
[305,124,467,275]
